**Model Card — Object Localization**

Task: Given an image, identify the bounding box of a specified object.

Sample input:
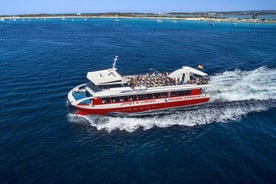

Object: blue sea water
[0,18,276,183]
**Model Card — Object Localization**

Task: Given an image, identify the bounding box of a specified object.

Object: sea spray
[209,66,276,102]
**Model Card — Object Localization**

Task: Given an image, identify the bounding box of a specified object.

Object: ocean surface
[0,18,276,183]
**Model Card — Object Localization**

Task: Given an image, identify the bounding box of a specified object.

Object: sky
[1,0,275,15]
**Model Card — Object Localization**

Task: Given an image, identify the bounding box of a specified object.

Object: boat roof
[169,66,208,77]
[87,68,124,85]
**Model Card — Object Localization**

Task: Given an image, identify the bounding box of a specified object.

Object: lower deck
[68,83,210,115]
[76,95,210,115]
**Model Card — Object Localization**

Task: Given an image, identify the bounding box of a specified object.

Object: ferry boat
[67,56,210,115]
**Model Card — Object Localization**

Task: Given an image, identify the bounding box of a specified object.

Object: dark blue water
[0,18,276,183]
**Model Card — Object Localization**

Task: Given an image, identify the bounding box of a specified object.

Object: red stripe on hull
[74,97,210,116]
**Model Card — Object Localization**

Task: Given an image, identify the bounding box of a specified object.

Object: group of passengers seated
[127,72,208,88]
[187,76,208,85]
[128,72,175,88]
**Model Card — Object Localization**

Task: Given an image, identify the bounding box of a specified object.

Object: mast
[112,56,118,70]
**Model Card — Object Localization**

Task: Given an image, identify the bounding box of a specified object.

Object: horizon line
[1,10,276,16]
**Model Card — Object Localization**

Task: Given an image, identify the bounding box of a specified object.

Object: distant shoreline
[1,14,276,24]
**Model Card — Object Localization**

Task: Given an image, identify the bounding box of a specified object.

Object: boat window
[129,95,137,101]
[102,97,110,104]
[160,92,167,98]
[80,100,91,105]
[153,93,160,99]
[111,97,119,103]
[185,90,191,95]
[178,91,185,96]
[120,96,128,102]
[86,82,102,92]
[85,91,92,97]
[171,91,178,97]
[146,94,153,99]
[137,94,145,100]
[100,84,123,89]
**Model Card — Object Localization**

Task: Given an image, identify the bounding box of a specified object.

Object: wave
[209,66,276,102]
[67,66,276,132]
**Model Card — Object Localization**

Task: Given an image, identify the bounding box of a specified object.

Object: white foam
[68,102,271,133]
[68,66,276,132]
[209,66,276,102]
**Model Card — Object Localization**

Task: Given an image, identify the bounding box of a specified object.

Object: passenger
[128,72,186,88]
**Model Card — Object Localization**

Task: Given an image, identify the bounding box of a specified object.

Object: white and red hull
[69,93,210,115]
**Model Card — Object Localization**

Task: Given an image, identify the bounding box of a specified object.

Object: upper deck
[124,70,208,89]
[84,56,209,98]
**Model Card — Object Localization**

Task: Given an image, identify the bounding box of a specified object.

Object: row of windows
[101,90,192,104]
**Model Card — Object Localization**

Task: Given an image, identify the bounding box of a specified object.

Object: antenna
[112,56,118,69]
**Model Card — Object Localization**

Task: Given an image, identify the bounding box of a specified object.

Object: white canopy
[87,68,123,85]
[169,66,208,83]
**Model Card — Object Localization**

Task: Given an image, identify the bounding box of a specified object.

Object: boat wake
[67,66,276,132]
[209,66,276,102]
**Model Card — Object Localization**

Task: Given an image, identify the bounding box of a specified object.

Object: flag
[198,64,203,70]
